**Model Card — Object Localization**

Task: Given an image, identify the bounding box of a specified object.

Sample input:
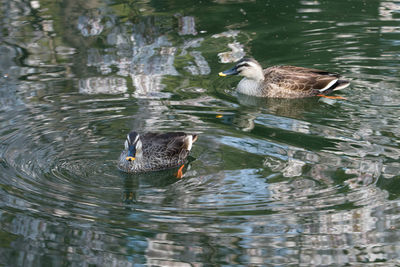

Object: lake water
[1,0,400,266]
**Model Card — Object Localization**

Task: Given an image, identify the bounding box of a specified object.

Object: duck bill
[126,156,135,161]
[126,146,137,161]
[219,67,239,76]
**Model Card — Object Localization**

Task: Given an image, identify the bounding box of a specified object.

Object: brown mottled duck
[118,131,198,178]
[219,58,350,99]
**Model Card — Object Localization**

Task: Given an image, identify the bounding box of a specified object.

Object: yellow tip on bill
[216,114,223,118]
[126,156,135,161]
[218,72,226,77]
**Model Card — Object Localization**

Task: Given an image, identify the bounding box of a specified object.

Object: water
[1,0,400,265]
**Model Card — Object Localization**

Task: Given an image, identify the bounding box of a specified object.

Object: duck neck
[237,66,265,96]
[252,68,265,82]
[237,78,263,96]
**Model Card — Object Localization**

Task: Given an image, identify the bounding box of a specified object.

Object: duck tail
[183,134,198,151]
[319,79,350,94]
[332,79,350,91]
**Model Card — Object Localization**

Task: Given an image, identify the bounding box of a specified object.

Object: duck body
[219,58,350,98]
[118,131,198,173]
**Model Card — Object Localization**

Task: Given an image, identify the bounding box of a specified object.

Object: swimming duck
[219,58,350,98]
[118,131,198,177]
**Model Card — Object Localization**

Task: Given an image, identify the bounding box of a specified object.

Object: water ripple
[2,0,400,265]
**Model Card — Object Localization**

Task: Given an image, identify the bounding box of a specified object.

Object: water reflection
[214,30,246,63]
[78,12,212,96]
[2,0,400,265]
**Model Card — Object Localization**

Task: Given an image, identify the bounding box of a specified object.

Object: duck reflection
[237,93,320,117]
[121,160,195,203]
[218,94,322,132]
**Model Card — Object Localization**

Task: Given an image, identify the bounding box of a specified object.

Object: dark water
[1,0,400,265]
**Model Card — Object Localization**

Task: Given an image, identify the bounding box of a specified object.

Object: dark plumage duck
[118,131,198,177]
[219,58,350,98]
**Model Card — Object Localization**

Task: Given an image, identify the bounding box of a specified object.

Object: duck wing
[265,66,346,95]
[274,65,340,76]
[141,132,193,160]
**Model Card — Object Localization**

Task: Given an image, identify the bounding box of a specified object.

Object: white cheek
[124,140,128,150]
[136,140,142,151]
[240,69,251,77]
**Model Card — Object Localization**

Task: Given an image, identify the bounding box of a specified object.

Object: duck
[118,131,198,178]
[219,58,350,98]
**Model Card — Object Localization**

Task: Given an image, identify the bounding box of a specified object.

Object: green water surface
[1,0,400,265]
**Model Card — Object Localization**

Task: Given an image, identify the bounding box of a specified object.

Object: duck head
[219,58,264,81]
[124,131,143,162]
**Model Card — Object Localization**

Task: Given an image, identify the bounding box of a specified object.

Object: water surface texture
[1,0,400,266]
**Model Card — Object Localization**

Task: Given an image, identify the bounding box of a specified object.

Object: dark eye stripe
[238,63,250,68]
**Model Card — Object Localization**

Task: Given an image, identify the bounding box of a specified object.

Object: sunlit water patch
[1,0,400,266]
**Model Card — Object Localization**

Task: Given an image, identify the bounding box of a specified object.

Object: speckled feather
[258,66,341,98]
